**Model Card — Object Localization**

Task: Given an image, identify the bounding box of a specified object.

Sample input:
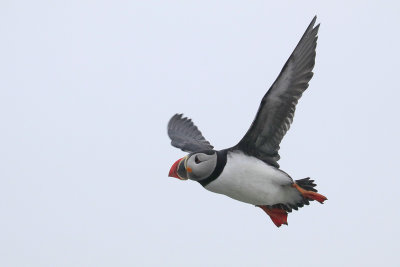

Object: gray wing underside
[233,17,320,168]
[168,114,214,153]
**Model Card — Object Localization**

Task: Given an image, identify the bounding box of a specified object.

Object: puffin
[167,16,327,227]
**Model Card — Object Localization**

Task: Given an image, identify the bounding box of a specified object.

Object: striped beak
[168,157,188,180]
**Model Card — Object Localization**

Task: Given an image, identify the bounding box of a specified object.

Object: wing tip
[311,15,317,25]
[307,16,320,34]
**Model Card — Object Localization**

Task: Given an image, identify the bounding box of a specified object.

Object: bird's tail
[295,177,318,192]
[294,177,327,204]
[258,177,327,227]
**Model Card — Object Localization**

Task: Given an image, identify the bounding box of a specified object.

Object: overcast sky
[1,1,399,266]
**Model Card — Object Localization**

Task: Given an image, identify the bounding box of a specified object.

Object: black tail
[268,177,320,213]
[295,177,318,192]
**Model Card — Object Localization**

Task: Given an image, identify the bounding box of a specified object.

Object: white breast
[204,151,302,206]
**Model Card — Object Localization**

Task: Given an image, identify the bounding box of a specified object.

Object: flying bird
[167,16,327,227]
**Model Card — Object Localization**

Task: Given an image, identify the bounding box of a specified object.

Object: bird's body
[204,150,302,206]
[167,16,327,227]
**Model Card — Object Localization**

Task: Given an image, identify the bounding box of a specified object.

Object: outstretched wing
[167,114,214,152]
[234,17,320,167]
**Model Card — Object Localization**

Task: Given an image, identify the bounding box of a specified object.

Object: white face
[185,152,217,181]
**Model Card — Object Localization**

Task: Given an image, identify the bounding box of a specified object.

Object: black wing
[167,114,214,153]
[233,17,320,168]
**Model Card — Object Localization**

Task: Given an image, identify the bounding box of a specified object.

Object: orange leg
[258,206,288,227]
[292,183,327,204]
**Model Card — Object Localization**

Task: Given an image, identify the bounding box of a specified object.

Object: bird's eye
[195,155,201,164]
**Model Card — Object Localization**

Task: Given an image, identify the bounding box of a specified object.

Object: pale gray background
[1,1,399,266]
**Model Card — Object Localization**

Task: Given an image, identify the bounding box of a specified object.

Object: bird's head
[168,150,217,182]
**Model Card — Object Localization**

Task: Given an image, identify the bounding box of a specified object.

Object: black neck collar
[198,150,227,187]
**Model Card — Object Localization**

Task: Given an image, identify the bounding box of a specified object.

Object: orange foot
[292,183,327,204]
[257,206,288,227]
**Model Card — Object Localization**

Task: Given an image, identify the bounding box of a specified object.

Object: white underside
[204,151,302,206]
